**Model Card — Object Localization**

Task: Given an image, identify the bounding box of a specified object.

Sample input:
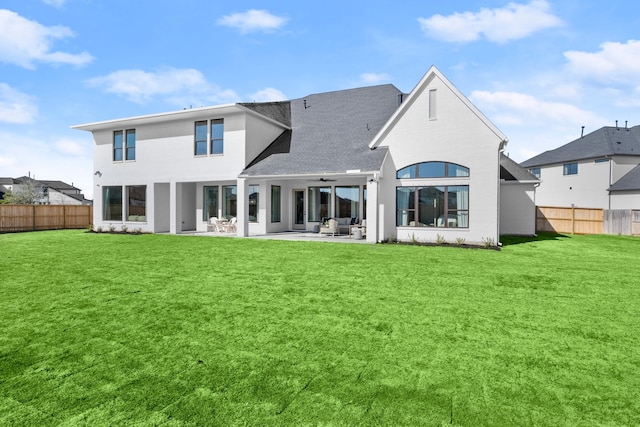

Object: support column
[366,178,379,243]
[169,180,181,234]
[236,178,248,237]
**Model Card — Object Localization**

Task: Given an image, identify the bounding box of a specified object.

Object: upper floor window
[529,167,541,178]
[194,119,224,156]
[113,131,123,161]
[126,130,136,160]
[396,162,469,179]
[195,121,207,156]
[114,130,135,161]
[563,163,578,175]
[211,119,224,154]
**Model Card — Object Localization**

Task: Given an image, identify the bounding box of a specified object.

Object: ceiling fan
[308,177,336,182]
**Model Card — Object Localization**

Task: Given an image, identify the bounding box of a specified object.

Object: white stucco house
[73,66,537,244]
[521,124,640,209]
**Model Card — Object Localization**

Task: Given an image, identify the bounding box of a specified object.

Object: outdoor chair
[319,218,339,236]
[207,217,223,233]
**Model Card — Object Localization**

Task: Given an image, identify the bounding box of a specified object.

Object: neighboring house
[2,177,91,205]
[38,180,92,205]
[521,124,640,209]
[0,177,14,200]
[73,66,537,244]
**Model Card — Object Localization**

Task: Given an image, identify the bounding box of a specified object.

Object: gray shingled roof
[242,84,403,176]
[521,125,640,168]
[609,164,640,191]
[500,153,539,181]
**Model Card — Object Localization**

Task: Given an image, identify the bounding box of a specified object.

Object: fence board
[0,205,93,232]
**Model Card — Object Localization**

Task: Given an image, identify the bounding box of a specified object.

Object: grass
[1,230,639,426]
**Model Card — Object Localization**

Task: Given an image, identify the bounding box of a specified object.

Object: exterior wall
[376,73,503,245]
[500,182,536,235]
[91,109,286,232]
[610,191,640,209]
[535,159,611,208]
[47,189,84,205]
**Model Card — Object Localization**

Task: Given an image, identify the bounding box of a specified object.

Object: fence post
[571,205,575,234]
[32,205,36,231]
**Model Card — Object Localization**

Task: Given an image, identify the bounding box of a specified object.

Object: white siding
[500,182,536,235]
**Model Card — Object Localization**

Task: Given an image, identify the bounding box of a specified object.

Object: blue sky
[1,0,639,199]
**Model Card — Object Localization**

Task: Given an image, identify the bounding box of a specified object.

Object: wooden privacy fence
[603,209,640,236]
[537,206,640,236]
[536,206,603,234]
[0,205,93,232]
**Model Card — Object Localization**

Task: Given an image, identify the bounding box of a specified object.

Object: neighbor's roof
[521,125,640,168]
[609,164,640,191]
[0,177,16,185]
[242,84,403,177]
[500,153,539,182]
[38,180,81,192]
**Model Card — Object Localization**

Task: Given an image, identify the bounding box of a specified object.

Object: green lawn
[1,230,639,426]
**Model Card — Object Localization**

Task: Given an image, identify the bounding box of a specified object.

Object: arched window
[396,162,469,179]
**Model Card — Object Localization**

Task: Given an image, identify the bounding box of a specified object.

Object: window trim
[563,162,578,175]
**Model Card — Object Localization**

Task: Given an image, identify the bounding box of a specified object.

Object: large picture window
[396,185,468,228]
[203,186,218,221]
[223,185,237,219]
[271,185,281,223]
[248,185,259,222]
[103,186,122,221]
[308,187,330,222]
[127,185,146,221]
[335,186,359,219]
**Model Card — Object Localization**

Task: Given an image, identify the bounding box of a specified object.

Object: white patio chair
[207,217,223,232]
[227,217,237,233]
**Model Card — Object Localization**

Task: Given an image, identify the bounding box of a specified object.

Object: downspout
[607,155,612,210]
[497,139,508,245]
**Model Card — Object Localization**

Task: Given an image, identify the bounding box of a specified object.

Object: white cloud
[418,0,562,43]
[217,9,288,34]
[55,138,86,156]
[0,9,92,68]
[360,73,392,84]
[43,0,67,8]
[564,40,640,85]
[248,88,287,102]
[87,68,240,105]
[0,155,17,167]
[470,90,606,126]
[0,83,37,124]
